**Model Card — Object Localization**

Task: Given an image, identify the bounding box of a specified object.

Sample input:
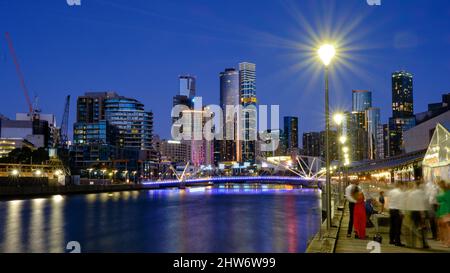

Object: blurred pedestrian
[437,180,450,247]
[353,187,367,239]
[388,183,405,246]
[425,180,440,240]
[406,181,430,249]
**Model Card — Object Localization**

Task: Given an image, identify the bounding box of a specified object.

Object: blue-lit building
[105,97,153,150]
[72,120,118,169]
[72,92,156,179]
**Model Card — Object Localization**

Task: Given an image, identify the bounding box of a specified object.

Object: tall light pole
[318,44,336,231]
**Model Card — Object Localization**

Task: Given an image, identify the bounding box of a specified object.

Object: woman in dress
[353,187,367,239]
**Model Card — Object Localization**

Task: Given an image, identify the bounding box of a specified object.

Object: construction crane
[5,32,37,120]
[60,95,70,148]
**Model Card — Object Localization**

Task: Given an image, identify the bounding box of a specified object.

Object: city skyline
[1,0,450,141]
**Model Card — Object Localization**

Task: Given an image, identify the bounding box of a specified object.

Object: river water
[0,184,321,253]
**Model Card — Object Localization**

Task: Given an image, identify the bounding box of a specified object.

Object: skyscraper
[179,75,196,98]
[72,92,155,175]
[389,71,415,156]
[365,107,381,160]
[392,71,414,118]
[104,96,153,150]
[239,62,257,164]
[215,68,241,164]
[284,116,299,153]
[352,90,372,112]
[349,90,372,162]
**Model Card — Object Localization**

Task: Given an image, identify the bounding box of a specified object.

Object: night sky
[1,0,450,143]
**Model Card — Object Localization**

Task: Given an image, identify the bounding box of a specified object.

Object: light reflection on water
[0,184,321,253]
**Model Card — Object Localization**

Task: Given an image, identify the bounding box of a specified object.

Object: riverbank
[0,184,143,200]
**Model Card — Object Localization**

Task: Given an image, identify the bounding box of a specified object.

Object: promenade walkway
[334,203,450,253]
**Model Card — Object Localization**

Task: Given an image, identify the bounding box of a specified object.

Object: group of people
[345,179,450,249]
[388,180,450,248]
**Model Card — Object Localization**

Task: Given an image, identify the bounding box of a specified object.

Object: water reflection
[0,184,320,253]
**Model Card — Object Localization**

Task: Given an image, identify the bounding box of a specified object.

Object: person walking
[407,181,430,249]
[388,183,405,246]
[345,181,360,238]
[353,187,367,239]
[437,180,450,247]
[425,180,440,240]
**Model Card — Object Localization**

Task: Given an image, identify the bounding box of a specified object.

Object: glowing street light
[333,113,345,126]
[318,44,336,66]
[11,169,19,176]
[318,43,336,231]
[342,146,349,154]
[339,135,347,144]
[35,170,42,176]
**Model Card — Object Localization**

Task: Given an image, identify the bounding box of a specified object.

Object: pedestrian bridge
[142,176,324,188]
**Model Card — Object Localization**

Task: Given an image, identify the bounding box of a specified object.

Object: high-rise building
[179,75,196,98]
[105,97,153,151]
[215,68,241,164]
[76,92,118,123]
[72,92,155,175]
[352,90,372,112]
[160,140,191,164]
[239,62,257,164]
[383,124,389,158]
[301,131,338,161]
[389,71,415,156]
[392,71,414,118]
[302,132,321,158]
[349,90,372,162]
[365,107,381,160]
[284,116,299,153]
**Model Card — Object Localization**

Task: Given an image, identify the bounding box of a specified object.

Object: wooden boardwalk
[334,203,450,253]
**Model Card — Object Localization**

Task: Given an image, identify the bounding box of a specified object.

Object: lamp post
[318,44,336,231]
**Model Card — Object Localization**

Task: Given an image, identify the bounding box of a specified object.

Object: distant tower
[215,68,240,164]
[389,71,415,156]
[239,62,257,164]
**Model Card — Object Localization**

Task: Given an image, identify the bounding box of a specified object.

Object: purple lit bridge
[142,176,324,189]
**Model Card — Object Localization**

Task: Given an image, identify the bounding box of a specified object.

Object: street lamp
[318,44,336,231]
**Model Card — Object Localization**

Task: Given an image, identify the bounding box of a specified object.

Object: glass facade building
[105,97,153,151]
[352,90,372,112]
[216,68,241,163]
[239,62,257,164]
